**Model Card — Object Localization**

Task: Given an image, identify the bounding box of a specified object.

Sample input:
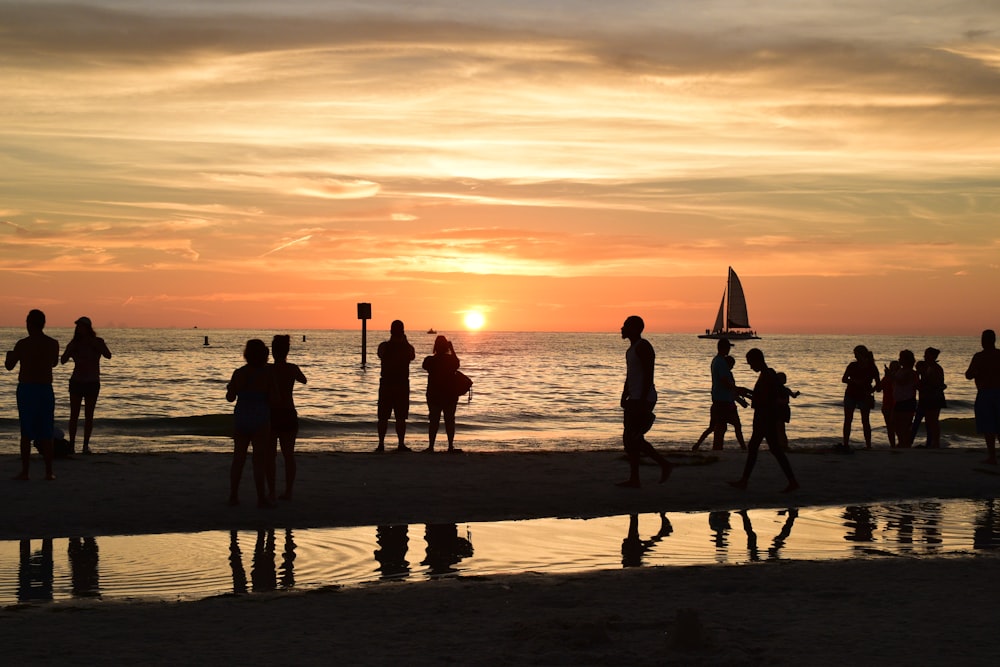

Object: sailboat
[698,267,761,340]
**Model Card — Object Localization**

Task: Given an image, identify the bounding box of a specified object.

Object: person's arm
[60,340,74,365]
[637,340,655,402]
[225,369,242,402]
[966,355,977,381]
[98,338,112,360]
[294,364,307,385]
[4,342,20,371]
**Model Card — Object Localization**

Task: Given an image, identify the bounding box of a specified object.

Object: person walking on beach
[226,339,276,507]
[965,329,1000,464]
[694,339,748,451]
[891,350,918,448]
[5,309,60,480]
[60,316,112,455]
[376,320,416,453]
[841,345,879,451]
[617,315,673,488]
[269,335,307,500]
[917,347,946,449]
[422,335,461,453]
[728,348,798,493]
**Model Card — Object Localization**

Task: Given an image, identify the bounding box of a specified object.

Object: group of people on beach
[4,310,111,480]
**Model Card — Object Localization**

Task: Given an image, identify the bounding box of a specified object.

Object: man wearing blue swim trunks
[5,309,60,480]
[965,329,1000,465]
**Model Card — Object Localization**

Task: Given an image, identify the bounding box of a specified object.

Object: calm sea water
[0,328,985,454]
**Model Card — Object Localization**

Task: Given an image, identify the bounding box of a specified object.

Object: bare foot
[727,479,747,490]
[616,479,641,488]
[781,481,800,493]
[45,473,56,481]
[691,443,701,451]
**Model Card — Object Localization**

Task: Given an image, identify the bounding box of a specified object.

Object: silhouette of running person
[60,316,112,455]
[5,309,59,480]
[616,315,672,487]
[422,335,461,453]
[269,334,307,500]
[376,320,416,453]
[728,348,798,492]
[966,329,1000,464]
[841,345,879,450]
[226,339,276,507]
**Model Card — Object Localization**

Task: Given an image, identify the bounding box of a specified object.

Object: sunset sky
[2,1,998,334]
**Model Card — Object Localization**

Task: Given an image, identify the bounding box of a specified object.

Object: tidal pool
[3,498,998,605]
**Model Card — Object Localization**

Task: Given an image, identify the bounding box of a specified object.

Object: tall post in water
[357,302,372,368]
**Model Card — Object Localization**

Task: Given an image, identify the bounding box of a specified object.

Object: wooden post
[357,303,372,367]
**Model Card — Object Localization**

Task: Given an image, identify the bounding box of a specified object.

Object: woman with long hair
[841,345,880,450]
[422,335,461,453]
[226,339,276,507]
[60,316,111,454]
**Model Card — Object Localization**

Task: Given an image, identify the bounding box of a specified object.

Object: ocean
[0,328,986,454]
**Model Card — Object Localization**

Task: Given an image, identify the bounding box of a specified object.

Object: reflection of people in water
[280,529,296,589]
[375,525,410,579]
[621,512,673,567]
[842,506,876,546]
[229,531,248,595]
[18,539,54,602]
[736,509,798,561]
[68,536,100,598]
[709,511,732,562]
[252,529,277,593]
[422,524,474,576]
[973,500,1000,550]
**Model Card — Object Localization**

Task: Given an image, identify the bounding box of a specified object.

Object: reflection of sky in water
[2,498,998,606]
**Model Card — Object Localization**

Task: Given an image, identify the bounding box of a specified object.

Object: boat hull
[698,332,760,340]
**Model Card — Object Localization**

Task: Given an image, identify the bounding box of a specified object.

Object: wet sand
[3,447,1000,665]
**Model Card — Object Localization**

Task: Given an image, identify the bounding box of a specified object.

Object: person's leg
[925,409,941,448]
[250,431,273,507]
[842,404,854,447]
[229,436,250,504]
[693,424,712,450]
[278,433,297,499]
[618,411,642,487]
[882,408,896,447]
[426,403,441,451]
[443,402,457,450]
[860,407,872,449]
[394,391,410,451]
[985,433,997,465]
[767,431,799,491]
[16,434,31,480]
[730,419,764,488]
[82,391,98,453]
[38,439,55,480]
[68,392,82,451]
[895,411,914,448]
[376,419,388,451]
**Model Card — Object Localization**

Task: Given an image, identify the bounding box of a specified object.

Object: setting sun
[463,310,486,331]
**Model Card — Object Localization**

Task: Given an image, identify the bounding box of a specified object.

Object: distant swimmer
[966,329,1000,465]
[616,315,672,488]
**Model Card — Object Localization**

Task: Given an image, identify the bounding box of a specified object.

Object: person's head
[272,334,290,362]
[433,335,451,355]
[26,309,45,333]
[924,347,940,363]
[745,347,766,371]
[621,315,644,340]
[725,354,736,369]
[887,359,900,374]
[717,338,732,355]
[776,371,787,385]
[243,339,269,366]
[74,316,95,338]
[853,344,869,361]
[899,349,915,368]
[983,329,997,350]
[390,320,405,337]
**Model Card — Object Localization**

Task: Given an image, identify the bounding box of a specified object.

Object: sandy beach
[3,447,1000,665]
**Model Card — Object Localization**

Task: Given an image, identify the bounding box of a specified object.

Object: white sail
[726,268,751,330]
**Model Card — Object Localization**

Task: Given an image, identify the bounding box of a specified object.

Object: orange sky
[2,2,999,334]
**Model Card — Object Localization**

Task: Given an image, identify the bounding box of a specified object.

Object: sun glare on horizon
[463,310,486,331]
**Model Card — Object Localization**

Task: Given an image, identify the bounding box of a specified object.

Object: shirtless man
[5,309,60,480]
[965,329,1000,465]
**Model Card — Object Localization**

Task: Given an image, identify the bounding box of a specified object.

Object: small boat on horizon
[698,266,761,340]
[427,328,437,334]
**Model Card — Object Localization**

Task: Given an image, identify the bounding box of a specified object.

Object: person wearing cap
[60,316,112,455]
[965,330,1000,464]
[916,347,946,448]
[376,320,416,452]
[5,309,60,480]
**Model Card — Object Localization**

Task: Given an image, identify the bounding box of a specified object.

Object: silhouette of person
[694,340,748,451]
[616,315,673,487]
[879,359,901,447]
[229,531,248,595]
[773,371,799,451]
[18,539,54,602]
[376,320,416,453]
[375,524,410,579]
[422,335,461,453]
[68,537,100,598]
[917,347,946,448]
[279,529,297,589]
[269,335,307,500]
[5,309,59,480]
[728,348,798,492]
[891,350,918,448]
[59,316,112,455]
[226,339,276,507]
[965,329,1000,464]
[251,529,277,593]
[841,345,879,450]
[621,512,673,567]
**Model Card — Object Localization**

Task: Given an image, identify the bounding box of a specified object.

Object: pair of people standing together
[375,320,463,454]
